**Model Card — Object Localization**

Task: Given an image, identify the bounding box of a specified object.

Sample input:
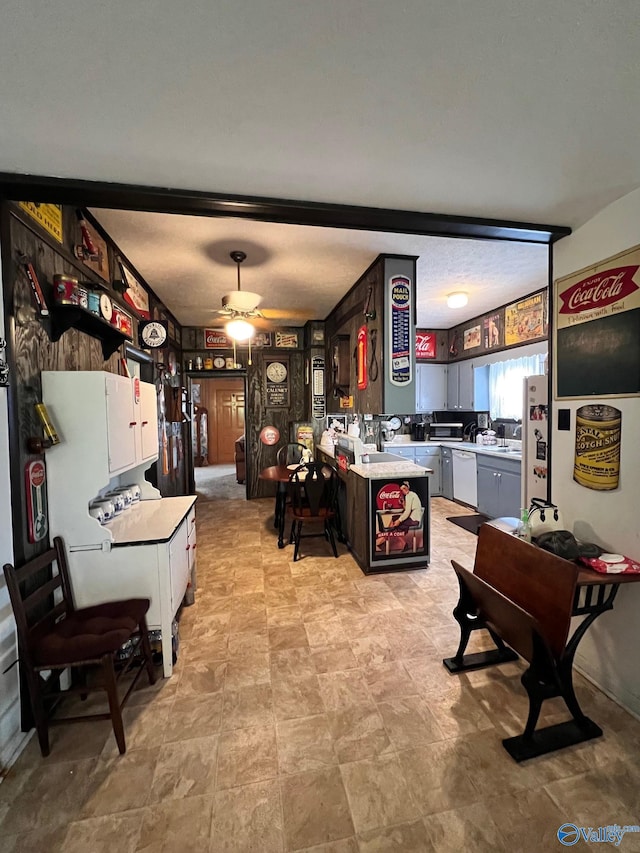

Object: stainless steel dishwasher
[452,449,478,508]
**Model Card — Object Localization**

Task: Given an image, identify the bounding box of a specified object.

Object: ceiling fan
[215,250,316,334]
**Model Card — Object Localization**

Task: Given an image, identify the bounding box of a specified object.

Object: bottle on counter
[516,507,532,543]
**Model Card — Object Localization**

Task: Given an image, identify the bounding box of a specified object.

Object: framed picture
[275,331,299,348]
[504,290,547,346]
[415,331,436,360]
[311,327,325,345]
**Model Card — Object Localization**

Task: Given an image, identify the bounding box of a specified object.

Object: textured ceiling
[91,208,548,328]
[1,2,639,229]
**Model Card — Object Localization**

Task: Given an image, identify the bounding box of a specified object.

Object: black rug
[446,514,491,535]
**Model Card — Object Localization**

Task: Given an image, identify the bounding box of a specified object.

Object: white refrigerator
[522,375,548,508]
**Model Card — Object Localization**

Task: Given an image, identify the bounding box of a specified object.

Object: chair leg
[326,520,338,558]
[139,616,156,685]
[24,666,50,757]
[102,655,126,754]
[289,520,295,545]
[293,520,302,562]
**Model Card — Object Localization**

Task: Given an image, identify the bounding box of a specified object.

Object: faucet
[514,424,522,440]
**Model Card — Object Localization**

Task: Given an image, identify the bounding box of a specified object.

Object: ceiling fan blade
[260,307,317,320]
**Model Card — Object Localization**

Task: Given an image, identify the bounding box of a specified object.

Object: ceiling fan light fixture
[447,291,468,309]
[225,318,255,341]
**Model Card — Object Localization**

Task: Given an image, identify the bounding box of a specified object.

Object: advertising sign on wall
[573,404,621,491]
[120,261,151,319]
[555,245,640,398]
[19,202,63,243]
[504,290,546,346]
[463,325,481,350]
[388,275,412,386]
[204,329,232,349]
[483,313,503,349]
[415,331,436,360]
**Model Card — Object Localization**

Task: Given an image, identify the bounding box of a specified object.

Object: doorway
[191,375,247,501]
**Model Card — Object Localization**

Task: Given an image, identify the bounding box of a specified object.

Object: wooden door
[200,378,245,464]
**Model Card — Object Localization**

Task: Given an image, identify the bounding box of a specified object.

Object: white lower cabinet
[68,500,196,677]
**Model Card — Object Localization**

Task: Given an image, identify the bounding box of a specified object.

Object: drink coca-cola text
[559,266,638,314]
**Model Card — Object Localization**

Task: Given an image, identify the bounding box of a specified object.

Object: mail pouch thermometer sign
[388,275,412,386]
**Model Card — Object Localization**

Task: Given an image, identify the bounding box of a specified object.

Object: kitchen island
[316,442,432,574]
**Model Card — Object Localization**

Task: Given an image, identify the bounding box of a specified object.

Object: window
[489,354,546,420]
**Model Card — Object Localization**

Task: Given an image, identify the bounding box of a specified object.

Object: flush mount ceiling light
[447,291,468,309]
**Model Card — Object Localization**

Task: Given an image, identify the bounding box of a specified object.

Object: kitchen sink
[362,451,407,463]
[488,446,520,453]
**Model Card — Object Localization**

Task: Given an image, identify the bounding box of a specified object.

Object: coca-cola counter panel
[369,476,430,569]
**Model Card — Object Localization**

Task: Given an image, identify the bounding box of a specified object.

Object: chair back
[3,537,74,667]
[277,443,308,467]
[289,463,336,517]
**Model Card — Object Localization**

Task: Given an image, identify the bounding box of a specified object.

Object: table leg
[277,487,287,548]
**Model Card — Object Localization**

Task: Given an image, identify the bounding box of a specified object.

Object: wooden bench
[443,523,603,761]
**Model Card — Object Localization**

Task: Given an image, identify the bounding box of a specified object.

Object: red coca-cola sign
[559,266,639,314]
[204,329,232,348]
[260,426,280,446]
[415,331,436,360]
[376,484,403,509]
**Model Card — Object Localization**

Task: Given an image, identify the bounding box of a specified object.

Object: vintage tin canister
[76,285,89,310]
[87,290,101,315]
[574,404,621,491]
[53,274,79,305]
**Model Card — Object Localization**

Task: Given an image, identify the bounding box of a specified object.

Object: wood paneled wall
[2,203,185,564]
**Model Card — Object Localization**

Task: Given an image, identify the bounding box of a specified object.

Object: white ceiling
[91,208,548,328]
[1,1,640,229]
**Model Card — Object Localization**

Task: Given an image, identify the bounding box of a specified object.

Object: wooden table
[258,465,292,548]
[259,464,333,549]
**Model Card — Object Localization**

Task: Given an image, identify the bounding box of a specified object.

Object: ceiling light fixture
[225,318,255,341]
[447,291,468,309]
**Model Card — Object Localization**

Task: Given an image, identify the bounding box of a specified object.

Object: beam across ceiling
[0,173,571,244]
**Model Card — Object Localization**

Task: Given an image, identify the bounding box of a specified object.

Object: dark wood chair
[3,537,156,757]
[276,443,308,467]
[288,463,338,561]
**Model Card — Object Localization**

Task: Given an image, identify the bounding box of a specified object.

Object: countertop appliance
[411,422,427,441]
[452,449,478,507]
[429,422,463,441]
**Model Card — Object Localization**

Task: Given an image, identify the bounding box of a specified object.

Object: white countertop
[350,461,433,479]
[383,438,522,462]
[107,495,197,545]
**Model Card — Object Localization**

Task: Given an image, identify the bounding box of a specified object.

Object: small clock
[213,356,226,369]
[266,361,288,383]
[99,293,113,322]
[139,320,168,349]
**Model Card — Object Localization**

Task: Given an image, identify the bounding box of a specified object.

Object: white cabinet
[446,361,475,410]
[41,371,195,678]
[416,364,447,412]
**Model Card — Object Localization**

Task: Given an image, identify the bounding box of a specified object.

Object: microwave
[429,422,464,441]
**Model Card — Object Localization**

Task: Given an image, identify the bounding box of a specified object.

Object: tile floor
[1,496,640,852]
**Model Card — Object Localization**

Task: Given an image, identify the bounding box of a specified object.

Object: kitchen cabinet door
[416,364,447,412]
[415,448,441,495]
[106,373,137,474]
[476,456,521,519]
[476,460,499,518]
[496,465,521,519]
[139,381,159,461]
[446,363,459,409]
[458,361,474,410]
[168,518,190,613]
[441,449,453,499]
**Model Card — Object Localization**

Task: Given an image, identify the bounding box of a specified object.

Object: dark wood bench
[443,523,603,761]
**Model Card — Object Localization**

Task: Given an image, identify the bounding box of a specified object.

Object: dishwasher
[452,449,477,508]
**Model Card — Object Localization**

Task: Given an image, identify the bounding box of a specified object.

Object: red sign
[260,426,280,446]
[133,377,140,404]
[415,331,436,360]
[376,483,403,509]
[559,266,639,314]
[25,460,48,543]
[204,329,232,349]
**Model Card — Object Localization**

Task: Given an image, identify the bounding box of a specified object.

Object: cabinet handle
[141,420,149,426]
[191,518,196,525]
[129,421,137,427]
[185,544,190,551]
[192,543,197,550]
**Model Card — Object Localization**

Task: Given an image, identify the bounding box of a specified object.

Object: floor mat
[446,513,491,535]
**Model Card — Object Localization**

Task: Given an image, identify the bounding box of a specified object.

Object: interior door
[201,378,245,464]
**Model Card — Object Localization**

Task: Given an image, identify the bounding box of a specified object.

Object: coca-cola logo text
[415,331,436,359]
[378,488,401,501]
[204,329,231,348]
[559,266,639,314]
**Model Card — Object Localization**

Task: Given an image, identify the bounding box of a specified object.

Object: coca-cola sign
[376,484,403,509]
[415,331,436,360]
[559,266,639,315]
[204,329,232,348]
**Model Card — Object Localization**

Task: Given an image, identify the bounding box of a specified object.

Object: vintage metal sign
[19,202,63,243]
[25,460,48,543]
[388,275,412,386]
[555,245,640,398]
[415,331,436,360]
[311,356,325,420]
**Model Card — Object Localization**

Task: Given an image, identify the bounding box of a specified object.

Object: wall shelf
[48,304,131,359]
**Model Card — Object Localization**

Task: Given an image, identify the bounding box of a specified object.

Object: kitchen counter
[383,438,522,462]
[107,495,197,545]
[350,460,433,478]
